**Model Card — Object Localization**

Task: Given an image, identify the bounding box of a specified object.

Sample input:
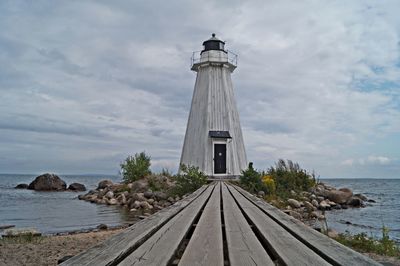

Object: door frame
[212,140,229,177]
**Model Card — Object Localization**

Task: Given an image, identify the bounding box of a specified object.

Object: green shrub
[335,227,400,258]
[267,159,316,196]
[239,162,265,194]
[120,152,151,183]
[171,164,207,196]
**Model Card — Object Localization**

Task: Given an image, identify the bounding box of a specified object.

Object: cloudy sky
[1,1,399,178]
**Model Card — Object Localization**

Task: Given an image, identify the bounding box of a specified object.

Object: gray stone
[347,197,363,207]
[327,188,353,204]
[105,191,114,199]
[147,198,155,205]
[311,199,319,207]
[154,191,168,201]
[354,193,367,201]
[287,199,301,208]
[167,197,175,203]
[97,224,108,230]
[107,198,118,205]
[15,183,29,189]
[258,191,265,198]
[318,200,331,210]
[304,201,314,211]
[131,200,141,209]
[68,183,86,191]
[97,180,113,190]
[131,192,146,202]
[130,180,148,193]
[140,201,153,210]
[144,191,154,199]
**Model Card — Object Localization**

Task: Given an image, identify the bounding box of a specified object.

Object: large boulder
[68,183,86,191]
[327,188,353,204]
[97,180,113,190]
[130,180,148,193]
[28,173,66,191]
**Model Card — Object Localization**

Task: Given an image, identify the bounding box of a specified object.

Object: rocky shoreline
[77,175,183,219]
[261,182,376,236]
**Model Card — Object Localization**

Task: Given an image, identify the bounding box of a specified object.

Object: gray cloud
[0,1,399,178]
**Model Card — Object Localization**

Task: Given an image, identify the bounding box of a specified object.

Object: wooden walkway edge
[62,182,382,266]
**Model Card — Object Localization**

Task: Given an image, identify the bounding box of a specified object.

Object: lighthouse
[180,34,247,178]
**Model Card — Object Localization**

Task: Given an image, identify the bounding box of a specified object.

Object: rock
[97,180,113,190]
[28,173,67,191]
[311,199,319,207]
[105,191,114,199]
[310,194,317,200]
[258,191,265,198]
[15,183,29,189]
[130,208,137,212]
[97,224,108,230]
[354,193,367,201]
[131,192,146,202]
[318,200,331,210]
[327,188,353,204]
[367,199,376,203]
[289,210,302,220]
[327,229,339,238]
[117,194,127,205]
[331,204,341,210]
[286,206,292,210]
[310,211,319,218]
[287,199,301,208]
[68,183,86,191]
[167,197,175,203]
[154,191,168,201]
[347,197,363,207]
[58,255,74,264]
[175,196,181,201]
[130,180,148,193]
[144,191,154,199]
[131,200,141,209]
[290,190,297,196]
[147,198,155,205]
[317,196,325,202]
[107,198,118,205]
[341,204,348,209]
[154,205,163,210]
[140,201,153,210]
[304,201,314,211]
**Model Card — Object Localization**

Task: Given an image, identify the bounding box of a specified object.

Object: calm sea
[0,175,399,242]
[0,174,137,235]
[322,178,400,243]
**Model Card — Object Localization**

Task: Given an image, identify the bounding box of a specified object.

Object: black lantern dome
[201,33,226,54]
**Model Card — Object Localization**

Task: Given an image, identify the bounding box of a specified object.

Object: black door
[214,144,226,174]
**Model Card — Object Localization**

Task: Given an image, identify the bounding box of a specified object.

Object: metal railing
[191,50,238,68]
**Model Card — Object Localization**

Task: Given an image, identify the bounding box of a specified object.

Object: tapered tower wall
[180,36,247,178]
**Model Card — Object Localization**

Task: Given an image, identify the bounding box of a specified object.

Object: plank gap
[167,184,216,265]
[220,182,230,266]
[226,183,283,265]
[232,185,341,266]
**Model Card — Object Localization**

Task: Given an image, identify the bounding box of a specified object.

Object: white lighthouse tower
[180,34,247,178]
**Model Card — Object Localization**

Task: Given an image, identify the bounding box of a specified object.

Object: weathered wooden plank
[231,184,382,266]
[221,183,274,266]
[61,185,209,266]
[179,182,224,266]
[227,184,331,266]
[119,184,215,266]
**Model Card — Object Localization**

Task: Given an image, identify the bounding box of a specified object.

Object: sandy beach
[0,228,124,266]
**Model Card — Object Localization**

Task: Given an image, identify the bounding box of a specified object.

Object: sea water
[322,178,400,243]
[0,174,136,235]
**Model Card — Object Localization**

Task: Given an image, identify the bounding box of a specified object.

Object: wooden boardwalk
[62,182,381,266]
